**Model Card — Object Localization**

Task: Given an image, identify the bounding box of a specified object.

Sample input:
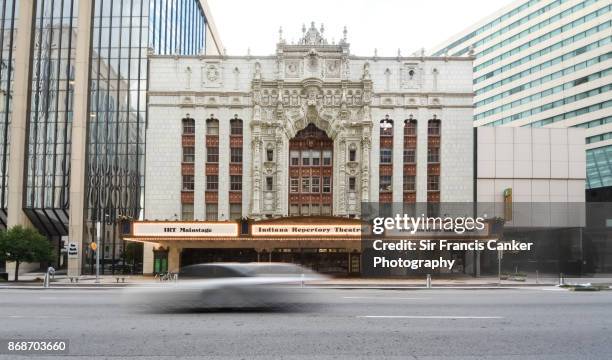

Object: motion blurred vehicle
[123,263,326,311]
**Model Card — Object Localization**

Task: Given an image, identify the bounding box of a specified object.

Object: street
[0,287,611,359]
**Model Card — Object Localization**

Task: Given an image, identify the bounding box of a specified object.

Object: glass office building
[0,0,222,276]
[431,0,612,190]
[0,0,17,229]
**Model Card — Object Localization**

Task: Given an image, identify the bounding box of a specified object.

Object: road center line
[344,296,429,300]
[358,315,503,319]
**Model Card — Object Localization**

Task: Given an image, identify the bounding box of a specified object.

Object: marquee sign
[131,222,239,238]
[251,224,361,237]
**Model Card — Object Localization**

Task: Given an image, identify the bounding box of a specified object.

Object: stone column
[5,0,35,278]
[67,0,93,277]
[168,246,182,273]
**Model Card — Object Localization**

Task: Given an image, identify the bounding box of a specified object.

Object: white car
[124,263,326,311]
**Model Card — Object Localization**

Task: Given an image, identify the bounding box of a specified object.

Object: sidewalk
[3,272,611,289]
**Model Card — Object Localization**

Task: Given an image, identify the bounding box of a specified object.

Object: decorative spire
[278,26,284,43]
[298,21,328,45]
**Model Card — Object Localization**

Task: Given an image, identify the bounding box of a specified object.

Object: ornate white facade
[146,23,475,222]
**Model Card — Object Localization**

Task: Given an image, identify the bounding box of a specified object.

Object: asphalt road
[0,287,611,359]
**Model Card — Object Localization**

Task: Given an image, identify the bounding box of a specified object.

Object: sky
[206,0,517,56]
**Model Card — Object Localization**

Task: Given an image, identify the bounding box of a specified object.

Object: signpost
[95,221,101,284]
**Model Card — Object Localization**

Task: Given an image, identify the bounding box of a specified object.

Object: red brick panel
[182,135,195,147]
[181,191,194,204]
[403,192,416,203]
[206,136,219,147]
[404,136,417,147]
[428,136,440,147]
[379,193,392,203]
[427,191,440,203]
[205,192,218,202]
[229,192,242,203]
[205,163,218,174]
[427,164,440,175]
[403,164,417,176]
[182,163,194,175]
[230,136,243,147]
[380,164,393,176]
[380,137,393,148]
[229,164,242,175]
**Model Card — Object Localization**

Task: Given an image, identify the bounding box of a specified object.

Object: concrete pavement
[0,287,611,359]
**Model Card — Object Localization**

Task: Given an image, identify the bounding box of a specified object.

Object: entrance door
[153,249,168,274]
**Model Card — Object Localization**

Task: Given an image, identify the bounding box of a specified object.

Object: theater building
[140,23,475,274]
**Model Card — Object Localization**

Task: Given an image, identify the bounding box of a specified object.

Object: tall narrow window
[181,204,194,220]
[428,119,441,136]
[230,117,243,135]
[182,175,194,191]
[207,147,219,163]
[206,118,219,135]
[182,116,195,134]
[206,204,218,221]
[183,146,195,163]
[427,175,439,191]
[379,176,392,193]
[230,175,242,191]
[427,147,440,163]
[349,177,356,191]
[290,151,300,166]
[266,177,274,191]
[380,117,394,136]
[230,204,242,219]
[266,149,274,162]
[206,175,218,191]
[380,149,393,164]
[323,150,332,165]
[231,148,242,163]
[404,119,417,136]
[349,149,356,162]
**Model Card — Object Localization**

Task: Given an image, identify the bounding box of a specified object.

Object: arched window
[230,116,243,135]
[206,116,219,135]
[404,118,417,136]
[182,114,195,135]
[428,118,440,136]
[380,116,394,137]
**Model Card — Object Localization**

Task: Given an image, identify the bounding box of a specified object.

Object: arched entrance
[288,123,333,216]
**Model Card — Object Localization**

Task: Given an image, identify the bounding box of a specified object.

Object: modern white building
[431,0,611,190]
[476,127,586,204]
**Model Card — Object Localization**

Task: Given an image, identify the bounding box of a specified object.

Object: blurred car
[123,263,326,311]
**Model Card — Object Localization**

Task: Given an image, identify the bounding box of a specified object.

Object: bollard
[426,274,432,289]
[536,270,539,284]
[43,272,50,288]
[301,273,305,288]
[559,273,565,286]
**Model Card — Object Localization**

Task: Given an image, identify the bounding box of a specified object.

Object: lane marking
[344,296,429,300]
[358,315,503,319]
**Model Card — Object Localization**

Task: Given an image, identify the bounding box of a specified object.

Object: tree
[0,226,53,281]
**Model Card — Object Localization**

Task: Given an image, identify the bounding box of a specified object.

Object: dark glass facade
[586,145,612,189]
[24,0,77,236]
[84,0,209,274]
[3,0,212,273]
[0,0,17,229]
[149,0,207,55]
